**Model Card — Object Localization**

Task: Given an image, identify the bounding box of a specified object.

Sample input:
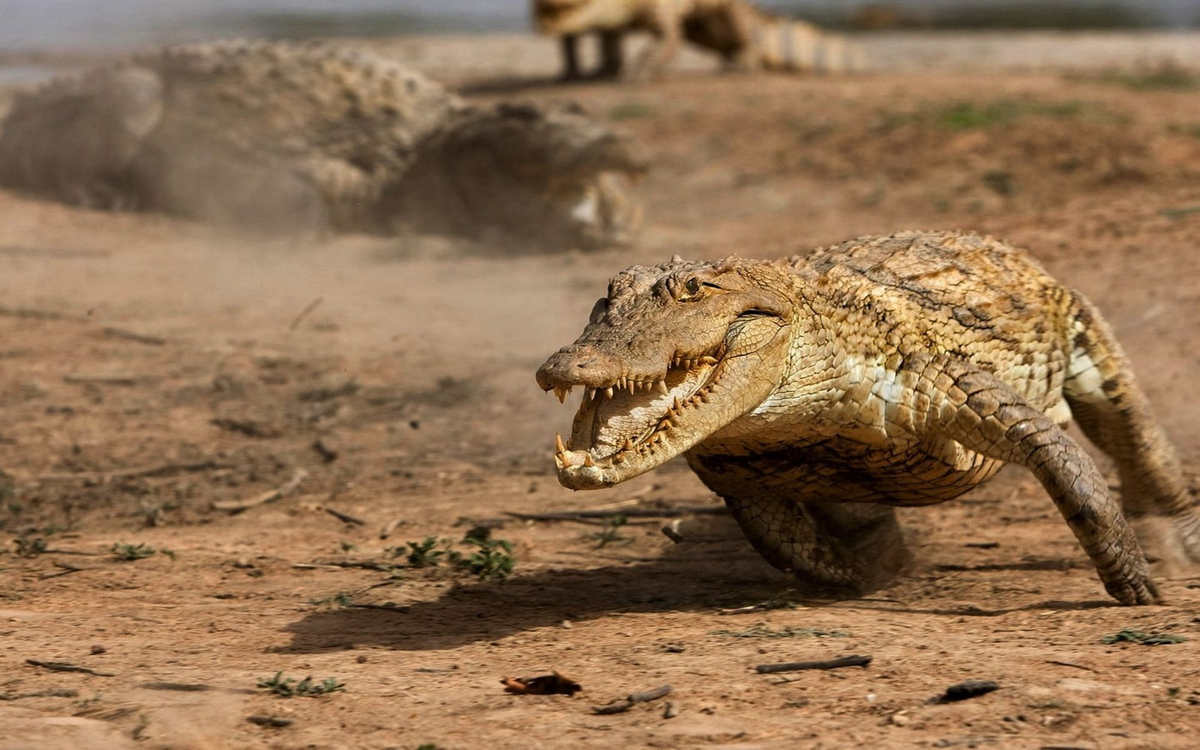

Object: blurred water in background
[1,0,1196,55]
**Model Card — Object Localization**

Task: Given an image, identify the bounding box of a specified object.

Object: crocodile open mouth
[544,348,726,489]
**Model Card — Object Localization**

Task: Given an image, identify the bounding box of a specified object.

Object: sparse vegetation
[935,99,1088,130]
[392,536,450,568]
[110,542,156,561]
[309,592,355,608]
[1101,629,1186,645]
[14,537,48,557]
[609,102,655,121]
[1083,61,1200,91]
[258,672,345,698]
[581,514,631,549]
[456,537,514,581]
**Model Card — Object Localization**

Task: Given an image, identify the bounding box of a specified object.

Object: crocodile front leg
[926,358,1159,605]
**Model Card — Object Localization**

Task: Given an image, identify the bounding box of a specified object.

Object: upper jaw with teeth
[544,353,720,404]
[542,353,722,477]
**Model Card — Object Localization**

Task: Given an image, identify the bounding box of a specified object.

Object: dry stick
[213,468,308,512]
[0,688,79,701]
[289,297,324,331]
[26,660,114,677]
[293,560,396,572]
[379,518,406,539]
[39,458,223,483]
[39,562,93,580]
[506,506,728,522]
[63,373,143,386]
[102,327,166,346]
[347,602,410,612]
[755,655,872,674]
[592,684,673,715]
[325,508,365,526]
[140,682,257,694]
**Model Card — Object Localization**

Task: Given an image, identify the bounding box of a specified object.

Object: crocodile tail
[754,14,866,74]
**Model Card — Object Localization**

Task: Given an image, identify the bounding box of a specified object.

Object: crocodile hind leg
[928,358,1159,605]
[1062,293,1200,563]
[723,495,906,595]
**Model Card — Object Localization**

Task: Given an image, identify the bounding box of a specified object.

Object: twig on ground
[506,506,727,523]
[140,682,257,694]
[755,655,872,674]
[292,560,395,572]
[26,659,114,677]
[0,305,64,320]
[325,508,365,526]
[592,684,673,715]
[63,373,144,386]
[1045,659,1094,671]
[39,458,223,482]
[0,688,79,701]
[248,715,294,728]
[289,297,324,331]
[39,562,94,579]
[379,518,407,539]
[213,468,307,512]
[102,327,166,346]
[346,603,411,612]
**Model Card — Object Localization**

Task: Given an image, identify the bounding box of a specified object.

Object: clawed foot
[1102,561,1162,606]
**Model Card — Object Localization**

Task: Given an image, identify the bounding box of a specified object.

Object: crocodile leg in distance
[931,359,1159,605]
[1062,292,1200,562]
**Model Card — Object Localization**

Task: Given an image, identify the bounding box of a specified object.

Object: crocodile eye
[684,277,700,296]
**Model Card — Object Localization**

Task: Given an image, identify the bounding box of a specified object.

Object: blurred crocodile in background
[0,40,647,249]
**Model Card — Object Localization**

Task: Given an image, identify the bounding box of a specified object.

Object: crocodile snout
[536,346,624,390]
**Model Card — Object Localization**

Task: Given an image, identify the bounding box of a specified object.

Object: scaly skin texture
[0,40,646,249]
[536,231,1200,605]
[532,0,863,80]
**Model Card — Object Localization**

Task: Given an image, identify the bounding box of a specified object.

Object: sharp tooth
[622,438,635,452]
[673,396,683,412]
[586,388,596,401]
[700,356,719,365]
[656,380,669,395]
[658,418,671,430]
[605,387,614,399]
[627,381,635,395]
[555,387,566,404]
[556,433,566,453]
[583,453,595,467]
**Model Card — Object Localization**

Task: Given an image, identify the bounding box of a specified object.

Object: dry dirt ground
[2,34,1200,750]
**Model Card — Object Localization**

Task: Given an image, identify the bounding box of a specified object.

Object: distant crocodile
[0,40,646,249]
[537,231,1199,604]
[533,0,863,80]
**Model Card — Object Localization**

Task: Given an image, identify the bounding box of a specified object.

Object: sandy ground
[2,32,1200,749]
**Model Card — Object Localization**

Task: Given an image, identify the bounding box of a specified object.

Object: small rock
[90,645,106,655]
[890,710,910,726]
[662,701,678,719]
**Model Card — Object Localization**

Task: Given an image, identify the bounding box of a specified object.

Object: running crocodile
[536,231,1200,604]
[0,40,646,249]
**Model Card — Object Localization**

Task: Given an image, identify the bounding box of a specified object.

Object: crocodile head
[398,100,647,249]
[536,257,801,488]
